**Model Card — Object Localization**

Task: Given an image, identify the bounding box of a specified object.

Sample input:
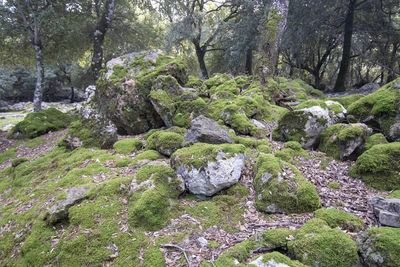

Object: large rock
[319,123,372,160]
[45,187,90,225]
[273,100,347,149]
[348,77,400,141]
[184,115,233,144]
[96,50,188,134]
[171,143,245,196]
[357,227,400,266]
[369,196,400,227]
[253,155,321,214]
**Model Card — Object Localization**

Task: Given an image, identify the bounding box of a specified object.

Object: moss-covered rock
[96,50,188,134]
[319,123,372,160]
[364,133,388,150]
[288,218,360,267]
[357,227,400,267]
[60,113,118,149]
[274,141,310,164]
[314,208,364,232]
[146,130,184,156]
[7,108,71,139]
[132,150,164,165]
[348,77,400,141]
[329,94,364,109]
[113,138,143,155]
[349,142,400,190]
[11,157,28,168]
[171,143,246,196]
[273,100,346,149]
[249,252,306,267]
[253,228,296,253]
[253,155,321,214]
[129,164,185,231]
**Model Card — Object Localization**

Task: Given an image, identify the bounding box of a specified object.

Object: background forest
[0,0,399,108]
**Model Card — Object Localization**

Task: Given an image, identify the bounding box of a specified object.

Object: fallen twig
[160,243,190,266]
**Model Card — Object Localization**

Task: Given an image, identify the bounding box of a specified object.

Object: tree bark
[33,43,44,112]
[334,0,356,92]
[195,44,209,79]
[245,48,253,75]
[92,0,115,83]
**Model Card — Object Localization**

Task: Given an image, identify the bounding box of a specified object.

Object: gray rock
[45,187,90,225]
[184,115,233,144]
[174,151,245,196]
[369,196,400,227]
[197,237,209,248]
[249,257,290,267]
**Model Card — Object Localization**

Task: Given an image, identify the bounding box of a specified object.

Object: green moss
[349,142,400,190]
[205,73,231,88]
[387,190,400,198]
[328,182,340,190]
[25,136,47,148]
[273,110,308,143]
[143,245,166,267]
[288,218,360,267]
[132,150,163,164]
[210,79,239,96]
[357,227,400,267]
[185,75,203,88]
[214,239,255,265]
[109,64,128,80]
[7,108,71,139]
[113,138,143,155]
[253,155,321,214]
[255,252,306,267]
[146,130,184,156]
[314,208,364,232]
[294,100,344,114]
[338,126,364,141]
[114,157,132,167]
[171,143,245,170]
[261,228,295,249]
[226,184,249,201]
[11,157,28,168]
[365,133,388,150]
[0,145,17,164]
[329,94,364,109]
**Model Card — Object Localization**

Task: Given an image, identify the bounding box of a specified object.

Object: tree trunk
[195,44,209,79]
[334,0,356,92]
[33,44,44,112]
[91,0,115,82]
[245,48,253,75]
[386,42,398,83]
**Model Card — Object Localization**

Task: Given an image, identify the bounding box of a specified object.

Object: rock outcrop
[369,196,400,227]
[184,115,233,144]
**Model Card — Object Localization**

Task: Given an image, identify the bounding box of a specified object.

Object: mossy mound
[96,51,188,134]
[7,108,71,139]
[357,227,400,267]
[275,141,309,164]
[319,123,372,160]
[288,218,360,267]
[129,164,184,231]
[60,116,117,149]
[146,130,184,156]
[113,138,143,155]
[314,208,364,232]
[132,150,164,165]
[329,94,364,109]
[348,77,400,141]
[349,142,400,190]
[253,154,321,214]
[364,133,388,150]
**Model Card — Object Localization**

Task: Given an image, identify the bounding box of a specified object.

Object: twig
[250,222,302,228]
[160,244,190,266]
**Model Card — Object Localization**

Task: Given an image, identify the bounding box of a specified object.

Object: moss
[204,73,231,88]
[328,181,340,190]
[226,184,249,201]
[261,228,295,248]
[113,138,143,155]
[143,245,166,267]
[109,64,128,80]
[7,108,71,139]
[185,75,203,88]
[365,133,388,150]
[253,155,321,214]
[357,227,400,267]
[146,130,184,156]
[0,145,17,164]
[210,79,239,96]
[25,136,47,148]
[329,94,364,109]
[288,218,360,267]
[387,190,400,198]
[338,126,364,141]
[132,150,164,164]
[254,252,306,267]
[314,208,364,232]
[171,143,245,170]
[11,157,28,168]
[114,157,132,167]
[349,142,400,190]
[273,110,308,143]
[185,195,245,232]
[214,239,255,265]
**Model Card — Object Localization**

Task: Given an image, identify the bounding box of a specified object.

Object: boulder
[357,227,400,266]
[45,187,90,225]
[319,123,372,160]
[253,155,321,214]
[349,142,400,191]
[171,143,245,196]
[96,50,188,134]
[348,77,400,141]
[184,115,233,144]
[273,100,347,149]
[369,196,400,227]
[146,130,184,156]
[364,133,388,150]
[61,108,118,150]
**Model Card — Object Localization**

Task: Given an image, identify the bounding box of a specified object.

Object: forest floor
[0,122,387,266]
